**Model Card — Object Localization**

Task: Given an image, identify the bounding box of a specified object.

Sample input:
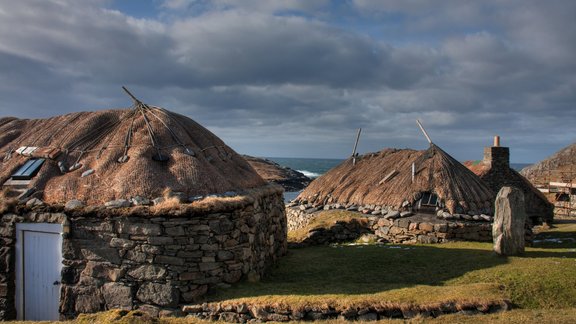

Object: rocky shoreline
[243,156,311,192]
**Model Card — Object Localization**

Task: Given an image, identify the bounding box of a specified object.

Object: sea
[267,157,532,202]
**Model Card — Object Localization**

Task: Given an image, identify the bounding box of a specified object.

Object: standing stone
[493,187,526,256]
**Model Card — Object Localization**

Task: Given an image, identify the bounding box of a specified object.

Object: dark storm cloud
[0,0,574,161]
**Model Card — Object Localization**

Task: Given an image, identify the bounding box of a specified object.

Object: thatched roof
[520,142,576,184]
[243,155,311,191]
[0,100,265,205]
[297,144,494,214]
[464,160,553,222]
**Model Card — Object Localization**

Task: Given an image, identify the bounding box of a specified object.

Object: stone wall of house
[285,203,535,246]
[0,186,287,320]
[372,216,494,244]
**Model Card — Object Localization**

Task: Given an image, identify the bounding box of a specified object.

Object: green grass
[204,219,576,316]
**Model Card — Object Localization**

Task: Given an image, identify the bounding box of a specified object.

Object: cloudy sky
[0,0,574,162]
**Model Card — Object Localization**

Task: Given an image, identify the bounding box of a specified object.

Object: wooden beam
[549,181,576,188]
[122,86,142,105]
[352,128,362,166]
[379,170,398,184]
[416,119,433,144]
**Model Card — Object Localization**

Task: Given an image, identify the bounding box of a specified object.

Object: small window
[12,158,45,180]
[420,192,439,207]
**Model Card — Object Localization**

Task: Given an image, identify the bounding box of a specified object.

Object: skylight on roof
[11,158,45,180]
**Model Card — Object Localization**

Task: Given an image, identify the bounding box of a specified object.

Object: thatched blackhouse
[0,91,287,320]
[520,141,576,217]
[296,144,494,215]
[464,136,553,224]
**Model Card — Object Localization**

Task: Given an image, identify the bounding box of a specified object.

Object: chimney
[483,135,509,168]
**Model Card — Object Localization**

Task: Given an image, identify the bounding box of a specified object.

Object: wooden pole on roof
[416,119,433,144]
[122,86,143,106]
[352,128,362,166]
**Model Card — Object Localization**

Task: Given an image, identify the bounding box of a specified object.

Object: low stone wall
[0,185,287,320]
[373,216,493,244]
[182,299,511,322]
[286,205,532,245]
[286,207,317,231]
[294,219,373,247]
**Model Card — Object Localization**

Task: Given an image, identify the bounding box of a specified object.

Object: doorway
[15,223,63,321]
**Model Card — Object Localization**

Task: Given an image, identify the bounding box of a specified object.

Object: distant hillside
[243,155,311,191]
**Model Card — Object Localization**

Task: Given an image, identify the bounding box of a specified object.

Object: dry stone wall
[373,215,494,244]
[182,299,511,322]
[286,205,533,245]
[0,186,286,320]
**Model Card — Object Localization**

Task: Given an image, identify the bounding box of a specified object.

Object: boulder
[136,282,179,307]
[105,199,131,208]
[131,196,151,206]
[400,211,413,218]
[385,210,400,219]
[128,265,167,280]
[25,198,44,208]
[493,187,526,256]
[102,283,133,309]
[65,199,85,210]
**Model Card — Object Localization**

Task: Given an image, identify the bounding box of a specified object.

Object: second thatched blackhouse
[296,143,494,215]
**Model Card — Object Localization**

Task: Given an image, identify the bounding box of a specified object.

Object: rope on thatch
[121,86,200,162]
[147,107,195,157]
[0,87,236,168]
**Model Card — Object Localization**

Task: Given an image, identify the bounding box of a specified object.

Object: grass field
[200,218,576,322]
[211,227,576,307]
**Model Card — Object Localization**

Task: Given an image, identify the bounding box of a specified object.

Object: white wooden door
[15,223,63,321]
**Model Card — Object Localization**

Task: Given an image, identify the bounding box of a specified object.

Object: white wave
[297,170,321,178]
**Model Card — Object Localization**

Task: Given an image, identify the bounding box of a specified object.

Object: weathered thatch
[243,155,311,191]
[297,144,495,214]
[464,160,553,223]
[520,142,576,185]
[0,102,265,205]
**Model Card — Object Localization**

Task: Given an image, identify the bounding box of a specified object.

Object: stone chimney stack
[484,135,509,169]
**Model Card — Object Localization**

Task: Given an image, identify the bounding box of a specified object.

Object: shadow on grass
[208,246,471,299]
[206,241,576,302]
